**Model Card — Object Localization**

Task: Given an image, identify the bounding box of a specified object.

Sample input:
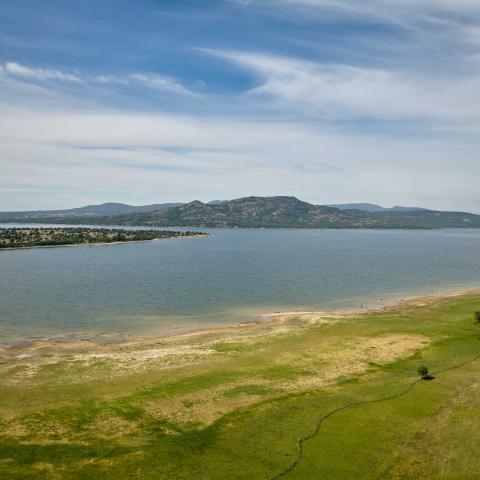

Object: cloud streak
[204,49,480,127]
[1,104,479,212]
[1,50,480,212]
[129,73,194,95]
[0,62,194,96]
[4,62,83,83]
[261,0,480,25]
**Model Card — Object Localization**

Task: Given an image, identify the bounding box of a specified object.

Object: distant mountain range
[327,203,426,213]
[1,196,480,229]
[0,202,183,221]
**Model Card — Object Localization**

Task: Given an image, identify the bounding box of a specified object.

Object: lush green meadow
[1,292,479,479]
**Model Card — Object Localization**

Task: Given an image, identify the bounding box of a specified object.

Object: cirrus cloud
[202,49,480,127]
[0,62,195,96]
[4,62,83,83]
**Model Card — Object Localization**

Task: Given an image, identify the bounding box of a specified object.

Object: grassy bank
[1,292,479,479]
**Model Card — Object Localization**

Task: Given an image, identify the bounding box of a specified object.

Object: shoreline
[261,286,480,318]
[2,287,479,354]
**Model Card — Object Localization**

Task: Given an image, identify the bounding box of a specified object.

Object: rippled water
[1,227,479,344]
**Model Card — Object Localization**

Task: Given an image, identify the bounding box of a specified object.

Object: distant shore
[0,226,209,250]
[0,233,209,251]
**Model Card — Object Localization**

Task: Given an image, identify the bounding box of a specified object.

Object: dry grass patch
[283,334,430,391]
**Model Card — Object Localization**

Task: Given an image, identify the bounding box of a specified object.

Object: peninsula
[0,227,208,249]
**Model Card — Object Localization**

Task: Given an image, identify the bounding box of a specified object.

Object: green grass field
[1,292,479,479]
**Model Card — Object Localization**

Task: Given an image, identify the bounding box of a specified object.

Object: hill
[4,196,479,229]
[0,202,184,221]
[328,203,426,212]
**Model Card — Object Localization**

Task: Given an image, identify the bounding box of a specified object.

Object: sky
[1,0,480,212]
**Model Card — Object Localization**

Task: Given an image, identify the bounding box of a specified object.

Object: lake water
[1,227,480,345]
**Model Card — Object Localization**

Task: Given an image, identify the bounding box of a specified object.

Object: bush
[475,311,480,323]
[417,365,429,379]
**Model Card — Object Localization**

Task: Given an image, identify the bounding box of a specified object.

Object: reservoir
[1,227,479,344]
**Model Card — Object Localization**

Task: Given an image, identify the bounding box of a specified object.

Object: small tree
[418,365,429,379]
[475,311,480,323]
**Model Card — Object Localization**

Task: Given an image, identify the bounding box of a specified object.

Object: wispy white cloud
[93,75,130,86]
[1,102,479,212]
[1,51,480,211]
[203,49,480,127]
[2,0,480,213]
[0,62,194,96]
[280,0,480,11]
[260,0,480,25]
[4,62,83,83]
[129,73,194,95]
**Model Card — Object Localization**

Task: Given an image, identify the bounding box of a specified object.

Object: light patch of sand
[284,334,430,391]
[75,345,215,364]
[0,345,217,383]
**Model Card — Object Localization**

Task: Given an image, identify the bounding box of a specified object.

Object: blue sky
[1,0,480,211]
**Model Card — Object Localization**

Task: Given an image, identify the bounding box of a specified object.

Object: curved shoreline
[2,287,479,354]
[262,286,480,318]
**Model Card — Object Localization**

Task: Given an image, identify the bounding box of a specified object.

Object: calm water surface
[1,227,479,344]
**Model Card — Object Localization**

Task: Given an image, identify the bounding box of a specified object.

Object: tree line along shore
[0,227,208,249]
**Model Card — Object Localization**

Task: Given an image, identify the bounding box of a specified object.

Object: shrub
[417,365,429,379]
[475,311,480,323]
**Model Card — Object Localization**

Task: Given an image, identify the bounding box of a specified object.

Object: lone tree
[475,311,480,323]
[418,365,429,379]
